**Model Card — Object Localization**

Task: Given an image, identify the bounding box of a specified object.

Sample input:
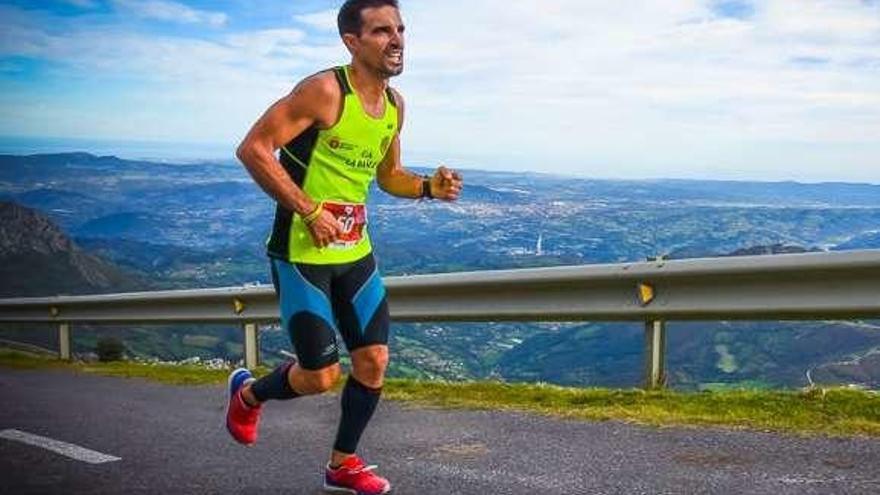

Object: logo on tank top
[327,136,355,151]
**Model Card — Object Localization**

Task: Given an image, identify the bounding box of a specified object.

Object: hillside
[0,202,147,297]
[0,201,235,360]
[1,153,879,389]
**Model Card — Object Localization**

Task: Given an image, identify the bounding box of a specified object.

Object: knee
[295,363,341,395]
[351,346,389,388]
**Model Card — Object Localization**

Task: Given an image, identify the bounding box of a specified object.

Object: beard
[375,56,403,78]
[379,63,404,78]
[375,48,404,78]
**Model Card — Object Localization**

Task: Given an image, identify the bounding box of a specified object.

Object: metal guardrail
[2,250,879,389]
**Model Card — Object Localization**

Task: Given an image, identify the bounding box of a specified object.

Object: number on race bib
[322,202,367,249]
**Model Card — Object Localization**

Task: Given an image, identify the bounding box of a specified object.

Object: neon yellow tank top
[267,66,399,265]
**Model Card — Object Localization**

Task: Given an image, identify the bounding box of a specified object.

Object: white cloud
[112,0,228,27]
[293,9,338,32]
[0,5,348,144]
[394,0,880,180]
[763,0,880,41]
[1,1,879,181]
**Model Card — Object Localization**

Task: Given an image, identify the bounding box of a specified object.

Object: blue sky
[1,0,879,182]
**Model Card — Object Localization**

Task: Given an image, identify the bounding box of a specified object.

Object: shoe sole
[322,482,391,495]
[322,485,357,495]
[225,368,255,447]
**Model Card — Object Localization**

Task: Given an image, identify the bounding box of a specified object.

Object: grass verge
[3,349,878,437]
[0,349,246,385]
[383,379,880,437]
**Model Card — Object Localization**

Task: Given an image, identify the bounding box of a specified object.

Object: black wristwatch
[421,176,433,199]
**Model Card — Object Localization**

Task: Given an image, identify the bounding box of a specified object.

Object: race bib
[323,201,367,249]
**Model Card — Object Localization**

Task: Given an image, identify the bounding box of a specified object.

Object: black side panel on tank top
[265,67,350,260]
[333,66,352,95]
[266,126,319,259]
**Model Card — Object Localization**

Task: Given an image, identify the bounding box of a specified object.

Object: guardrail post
[58,323,71,361]
[243,322,260,369]
[643,319,666,390]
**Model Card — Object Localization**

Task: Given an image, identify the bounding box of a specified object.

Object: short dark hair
[337,0,399,37]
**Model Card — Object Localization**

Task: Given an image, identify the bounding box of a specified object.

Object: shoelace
[341,463,379,475]
[236,392,261,418]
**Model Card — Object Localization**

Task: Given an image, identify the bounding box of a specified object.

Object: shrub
[96,337,125,362]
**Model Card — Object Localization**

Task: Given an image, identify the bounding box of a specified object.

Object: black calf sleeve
[333,375,382,454]
[250,361,301,402]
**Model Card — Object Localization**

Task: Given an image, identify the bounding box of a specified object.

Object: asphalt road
[1,368,879,494]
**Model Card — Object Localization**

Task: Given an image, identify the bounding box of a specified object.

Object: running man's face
[346,6,405,78]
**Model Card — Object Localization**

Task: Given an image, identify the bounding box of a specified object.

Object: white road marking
[0,429,121,464]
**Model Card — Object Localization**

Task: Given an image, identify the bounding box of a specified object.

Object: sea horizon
[0,135,235,164]
[1,135,879,187]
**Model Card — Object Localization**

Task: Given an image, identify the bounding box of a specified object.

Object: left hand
[430,165,463,201]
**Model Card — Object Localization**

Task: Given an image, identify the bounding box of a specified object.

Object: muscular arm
[377,88,462,200]
[376,135,424,198]
[235,75,337,215]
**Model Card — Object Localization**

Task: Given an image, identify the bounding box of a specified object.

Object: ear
[341,33,359,54]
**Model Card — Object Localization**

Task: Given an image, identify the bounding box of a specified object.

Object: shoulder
[291,69,341,104]
[387,86,405,110]
[388,86,405,129]
[283,68,343,126]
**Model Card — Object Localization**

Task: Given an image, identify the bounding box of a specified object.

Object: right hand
[306,209,343,248]
[431,165,463,201]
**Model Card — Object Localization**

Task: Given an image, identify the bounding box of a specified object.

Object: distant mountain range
[1,152,879,389]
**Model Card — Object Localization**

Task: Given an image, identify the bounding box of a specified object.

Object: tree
[96,336,125,362]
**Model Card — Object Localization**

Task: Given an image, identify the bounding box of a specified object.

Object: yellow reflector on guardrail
[638,283,655,306]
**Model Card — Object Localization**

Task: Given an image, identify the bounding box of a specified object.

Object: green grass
[0,349,253,386]
[3,349,879,437]
[383,379,880,437]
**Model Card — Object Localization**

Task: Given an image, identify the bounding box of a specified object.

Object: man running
[226,1,462,493]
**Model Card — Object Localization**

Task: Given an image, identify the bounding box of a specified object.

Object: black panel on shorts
[331,256,389,351]
[289,312,340,370]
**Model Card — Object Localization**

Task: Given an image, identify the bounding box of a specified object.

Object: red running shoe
[324,455,391,495]
[225,368,262,446]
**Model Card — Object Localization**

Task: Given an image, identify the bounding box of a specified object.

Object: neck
[348,61,387,98]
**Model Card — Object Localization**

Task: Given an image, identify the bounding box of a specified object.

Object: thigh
[330,254,390,353]
[271,258,340,370]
